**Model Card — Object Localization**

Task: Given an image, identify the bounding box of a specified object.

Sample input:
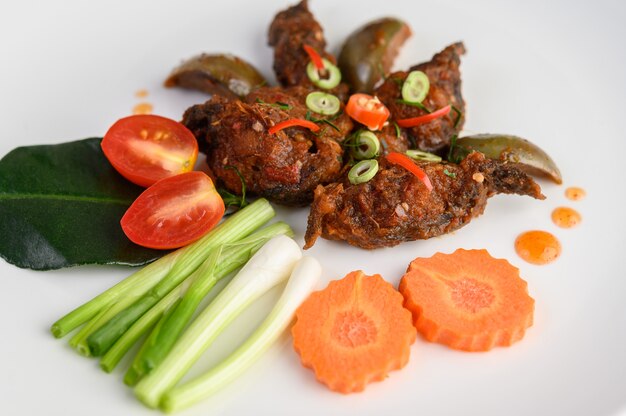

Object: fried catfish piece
[375,42,466,154]
[304,152,544,249]
[268,0,329,87]
[268,0,348,99]
[181,87,352,206]
[245,86,353,139]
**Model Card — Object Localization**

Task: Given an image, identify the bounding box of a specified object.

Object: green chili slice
[401,70,430,103]
[405,149,442,163]
[352,131,381,160]
[306,59,342,90]
[305,92,340,115]
[348,159,379,185]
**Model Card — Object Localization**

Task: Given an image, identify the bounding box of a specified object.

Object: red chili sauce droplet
[515,230,561,265]
[565,187,586,201]
[551,207,582,228]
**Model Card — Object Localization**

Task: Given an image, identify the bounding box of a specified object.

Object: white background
[0,0,625,415]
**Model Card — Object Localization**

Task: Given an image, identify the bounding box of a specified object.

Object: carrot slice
[292,271,416,394]
[399,249,534,352]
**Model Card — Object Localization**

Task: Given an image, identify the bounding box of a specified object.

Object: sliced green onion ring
[401,70,430,103]
[306,59,341,90]
[305,92,340,115]
[352,131,381,160]
[348,159,379,185]
[405,149,442,163]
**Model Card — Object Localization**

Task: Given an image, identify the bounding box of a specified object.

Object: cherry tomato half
[345,93,390,131]
[102,114,199,187]
[121,171,225,249]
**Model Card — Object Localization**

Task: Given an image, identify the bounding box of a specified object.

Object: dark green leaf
[0,138,165,270]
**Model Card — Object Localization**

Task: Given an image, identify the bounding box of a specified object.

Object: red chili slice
[303,44,325,71]
[268,119,321,135]
[345,93,391,131]
[386,152,433,191]
[396,105,451,128]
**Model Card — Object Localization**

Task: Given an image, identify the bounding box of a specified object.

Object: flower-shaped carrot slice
[292,270,416,393]
[399,249,534,352]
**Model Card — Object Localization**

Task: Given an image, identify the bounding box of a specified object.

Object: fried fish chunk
[304,152,544,249]
[182,86,352,206]
[375,42,466,154]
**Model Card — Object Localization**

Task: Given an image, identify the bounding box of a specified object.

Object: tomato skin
[121,171,225,249]
[345,93,390,131]
[102,114,199,187]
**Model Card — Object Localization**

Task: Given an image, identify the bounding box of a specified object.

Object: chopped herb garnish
[255,98,292,111]
[395,99,432,114]
[391,77,404,87]
[447,134,460,163]
[451,105,462,129]
[443,168,457,178]
[305,110,341,132]
[393,122,401,138]
[219,165,248,211]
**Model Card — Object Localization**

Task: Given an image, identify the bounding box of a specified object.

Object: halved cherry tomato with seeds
[102,114,198,187]
[345,93,390,131]
[121,171,225,249]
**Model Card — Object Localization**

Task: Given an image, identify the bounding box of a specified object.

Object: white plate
[1,0,625,415]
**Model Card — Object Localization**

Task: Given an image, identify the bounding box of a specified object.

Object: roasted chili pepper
[338,17,411,93]
[450,134,562,184]
[164,53,266,99]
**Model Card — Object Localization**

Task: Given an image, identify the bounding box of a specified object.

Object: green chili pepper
[305,92,340,115]
[405,149,442,163]
[306,59,341,90]
[352,131,381,160]
[348,159,379,184]
[401,71,430,103]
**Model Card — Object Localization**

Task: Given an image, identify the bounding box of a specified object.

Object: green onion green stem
[51,251,182,339]
[99,221,293,374]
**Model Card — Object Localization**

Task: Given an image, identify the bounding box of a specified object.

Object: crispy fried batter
[375,42,466,154]
[304,152,544,249]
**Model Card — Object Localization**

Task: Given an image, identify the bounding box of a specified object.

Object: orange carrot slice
[399,249,534,352]
[292,271,416,394]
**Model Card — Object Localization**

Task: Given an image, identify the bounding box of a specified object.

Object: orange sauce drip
[551,207,582,228]
[135,89,149,98]
[133,102,153,115]
[515,230,561,265]
[565,187,586,201]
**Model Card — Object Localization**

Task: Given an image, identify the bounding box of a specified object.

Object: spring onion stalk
[85,199,275,356]
[134,235,302,408]
[70,291,143,356]
[99,221,293,374]
[124,298,183,386]
[102,279,191,375]
[51,250,182,338]
[160,256,321,412]
[136,248,222,374]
